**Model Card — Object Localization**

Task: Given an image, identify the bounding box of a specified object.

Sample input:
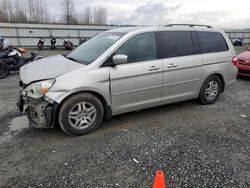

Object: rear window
[156,31,194,58]
[197,32,228,53]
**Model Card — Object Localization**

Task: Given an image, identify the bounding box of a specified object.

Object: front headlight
[24,79,56,99]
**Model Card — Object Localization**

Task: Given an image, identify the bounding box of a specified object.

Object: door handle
[148,66,160,71]
[167,63,178,68]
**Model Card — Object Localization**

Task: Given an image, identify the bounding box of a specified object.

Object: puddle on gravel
[0,116,29,142]
[9,116,29,132]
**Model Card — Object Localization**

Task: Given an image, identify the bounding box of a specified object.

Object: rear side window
[115,32,157,63]
[156,31,194,58]
[197,32,228,53]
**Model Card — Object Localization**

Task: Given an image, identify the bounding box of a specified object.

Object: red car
[236,48,250,76]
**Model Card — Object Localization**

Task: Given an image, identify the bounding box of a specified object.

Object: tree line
[0,0,108,25]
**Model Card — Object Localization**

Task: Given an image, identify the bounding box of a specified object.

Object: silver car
[17,24,238,135]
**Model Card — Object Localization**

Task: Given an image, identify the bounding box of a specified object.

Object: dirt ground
[0,48,249,187]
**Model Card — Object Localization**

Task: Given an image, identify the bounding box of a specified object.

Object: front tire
[199,75,222,105]
[0,62,10,79]
[58,93,104,136]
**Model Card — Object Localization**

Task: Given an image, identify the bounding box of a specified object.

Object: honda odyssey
[17,24,238,135]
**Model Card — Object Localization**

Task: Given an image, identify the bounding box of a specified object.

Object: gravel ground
[0,48,249,187]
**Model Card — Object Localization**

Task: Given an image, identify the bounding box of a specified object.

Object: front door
[109,32,163,114]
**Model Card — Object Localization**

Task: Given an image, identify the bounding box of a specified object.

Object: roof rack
[165,24,212,28]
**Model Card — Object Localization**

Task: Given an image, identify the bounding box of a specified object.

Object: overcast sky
[48,0,250,29]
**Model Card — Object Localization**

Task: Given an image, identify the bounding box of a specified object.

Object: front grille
[238,69,250,75]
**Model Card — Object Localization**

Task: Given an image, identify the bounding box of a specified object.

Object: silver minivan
[17,24,238,135]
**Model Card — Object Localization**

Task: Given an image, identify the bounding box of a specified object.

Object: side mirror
[112,54,128,65]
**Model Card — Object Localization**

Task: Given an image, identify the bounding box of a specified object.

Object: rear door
[197,31,236,86]
[156,31,203,103]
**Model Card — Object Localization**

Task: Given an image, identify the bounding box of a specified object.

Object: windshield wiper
[64,55,88,65]
[66,56,78,62]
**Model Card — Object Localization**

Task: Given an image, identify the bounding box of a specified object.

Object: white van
[17,24,238,135]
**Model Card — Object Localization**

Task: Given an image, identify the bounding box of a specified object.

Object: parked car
[235,48,250,76]
[17,24,238,136]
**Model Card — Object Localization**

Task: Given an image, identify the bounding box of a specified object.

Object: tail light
[18,48,26,54]
[232,56,238,66]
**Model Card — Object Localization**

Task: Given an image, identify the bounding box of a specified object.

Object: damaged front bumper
[17,94,59,128]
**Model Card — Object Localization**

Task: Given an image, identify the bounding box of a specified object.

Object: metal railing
[0,23,117,47]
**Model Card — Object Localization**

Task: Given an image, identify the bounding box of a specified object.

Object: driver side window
[115,32,157,63]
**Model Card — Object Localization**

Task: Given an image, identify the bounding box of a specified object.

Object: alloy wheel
[205,81,219,101]
[68,102,97,129]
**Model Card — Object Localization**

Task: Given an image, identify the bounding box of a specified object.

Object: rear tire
[0,62,10,79]
[199,75,222,105]
[58,93,104,136]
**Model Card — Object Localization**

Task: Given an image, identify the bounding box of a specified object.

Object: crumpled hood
[20,54,84,84]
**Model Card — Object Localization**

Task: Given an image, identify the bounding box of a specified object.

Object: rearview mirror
[112,54,127,65]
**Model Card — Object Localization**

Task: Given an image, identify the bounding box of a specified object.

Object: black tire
[0,62,10,79]
[199,75,222,105]
[58,93,104,136]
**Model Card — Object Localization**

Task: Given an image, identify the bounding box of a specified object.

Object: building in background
[0,23,117,47]
[0,23,249,47]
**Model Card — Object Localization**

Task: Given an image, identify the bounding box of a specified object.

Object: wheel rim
[0,64,5,75]
[205,81,219,101]
[68,102,97,129]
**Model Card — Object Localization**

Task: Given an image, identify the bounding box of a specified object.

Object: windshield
[66,32,125,65]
